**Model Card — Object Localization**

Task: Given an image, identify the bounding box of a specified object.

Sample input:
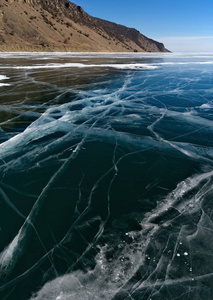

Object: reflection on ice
[0,52,213,300]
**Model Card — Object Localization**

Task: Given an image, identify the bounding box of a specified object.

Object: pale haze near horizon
[75,0,213,52]
[156,36,213,52]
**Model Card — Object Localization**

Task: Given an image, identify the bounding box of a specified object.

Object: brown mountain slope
[0,0,168,52]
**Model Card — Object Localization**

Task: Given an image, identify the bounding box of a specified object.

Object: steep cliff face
[0,0,168,52]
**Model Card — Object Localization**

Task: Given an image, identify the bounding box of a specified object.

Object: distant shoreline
[0,48,167,53]
[0,51,170,53]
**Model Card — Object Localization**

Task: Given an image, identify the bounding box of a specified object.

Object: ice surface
[0,52,213,300]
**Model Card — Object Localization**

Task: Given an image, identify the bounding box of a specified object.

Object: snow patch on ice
[0,75,10,86]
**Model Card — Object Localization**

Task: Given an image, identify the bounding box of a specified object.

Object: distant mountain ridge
[0,0,169,52]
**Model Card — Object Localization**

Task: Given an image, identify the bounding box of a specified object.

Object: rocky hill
[0,0,168,52]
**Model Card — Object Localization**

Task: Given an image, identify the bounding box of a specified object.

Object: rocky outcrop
[0,0,169,52]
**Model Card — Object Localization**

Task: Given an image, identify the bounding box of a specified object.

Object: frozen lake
[0,52,213,300]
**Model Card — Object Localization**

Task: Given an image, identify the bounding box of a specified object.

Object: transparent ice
[0,52,213,300]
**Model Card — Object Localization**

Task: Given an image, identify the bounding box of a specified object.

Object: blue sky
[74,0,213,52]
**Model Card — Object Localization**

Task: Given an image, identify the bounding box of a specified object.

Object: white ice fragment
[184,252,188,256]
[0,75,10,80]
[11,62,159,71]
[0,83,10,87]
[56,292,63,300]
[177,253,181,257]
[0,233,20,266]
[200,103,211,109]
[0,75,10,86]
